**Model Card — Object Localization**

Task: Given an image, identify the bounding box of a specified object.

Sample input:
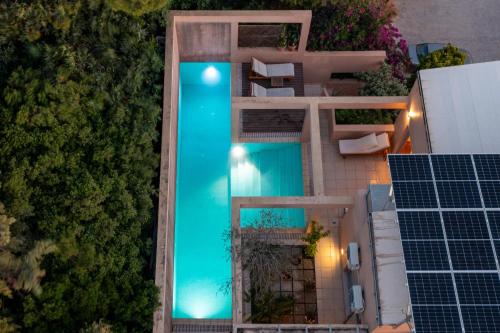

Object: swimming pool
[173,63,304,319]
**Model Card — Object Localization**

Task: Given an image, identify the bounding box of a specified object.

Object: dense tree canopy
[0,0,165,331]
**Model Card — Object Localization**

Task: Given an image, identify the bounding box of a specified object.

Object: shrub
[106,0,169,16]
[419,44,466,69]
[0,2,162,331]
[302,221,329,257]
[307,1,395,51]
[366,23,410,81]
[356,62,408,96]
[307,1,409,81]
[336,63,408,124]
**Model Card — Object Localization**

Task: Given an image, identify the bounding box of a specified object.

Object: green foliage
[106,0,169,16]
[419,44,467,69]
[80,320,113,333]
[336,63,408,124]
[302,221,329,258]
[0,203,56,330]
[0,1,162,331]
[225,210,293,295]
[244,290,294,323]
[356,62,409,97]
[168,0,321,10]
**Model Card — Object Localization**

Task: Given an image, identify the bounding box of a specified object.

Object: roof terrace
[156,10,422,333]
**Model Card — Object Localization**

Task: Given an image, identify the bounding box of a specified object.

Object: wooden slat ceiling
[176,22,231,61]
[242,109,305,133]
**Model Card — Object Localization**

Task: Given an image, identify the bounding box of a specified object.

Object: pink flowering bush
[307,0,410,81]
[367,24,410,81]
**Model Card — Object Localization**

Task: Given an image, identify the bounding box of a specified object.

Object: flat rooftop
[418,61,500,153]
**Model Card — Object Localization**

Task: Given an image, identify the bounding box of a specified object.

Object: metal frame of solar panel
[388,154,500,333]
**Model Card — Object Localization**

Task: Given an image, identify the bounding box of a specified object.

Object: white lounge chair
[251,57,295,78]
[251,82,295,97]
[339,133,390,156]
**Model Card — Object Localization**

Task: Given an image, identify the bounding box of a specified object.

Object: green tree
[356,62,409,97]
[0,1,162,331]
[106,0,169,15]
[0,203,56,331]
[336,63,409,124]
[419,44,467,69]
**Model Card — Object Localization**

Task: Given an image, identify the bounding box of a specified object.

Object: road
[394,0,500,63]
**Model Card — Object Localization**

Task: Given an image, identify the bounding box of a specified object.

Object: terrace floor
[319,110,391,197]
[306,110,391,324]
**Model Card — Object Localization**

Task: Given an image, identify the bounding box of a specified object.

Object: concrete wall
[154,17,180,333]
[390,110,409,153]
[339,190,378,331]
[407,78,430,153]
[329,110,395,140]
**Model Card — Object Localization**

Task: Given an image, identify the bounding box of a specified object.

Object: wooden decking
[241,109,305,133]
[241,63,304,96]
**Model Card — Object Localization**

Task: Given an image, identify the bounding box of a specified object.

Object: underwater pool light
[231,145,246,160]
[202,65,221,85]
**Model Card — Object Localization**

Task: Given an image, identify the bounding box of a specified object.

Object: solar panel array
[388,154,500,333]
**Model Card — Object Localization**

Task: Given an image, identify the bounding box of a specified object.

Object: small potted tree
[302,220,330,258]
[277,25,288,51]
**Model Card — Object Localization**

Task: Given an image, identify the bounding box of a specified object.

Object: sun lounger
[251,57,295,79]
[339,133,390,156]
[251,82,295,97]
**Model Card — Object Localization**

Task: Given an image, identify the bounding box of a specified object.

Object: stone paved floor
[311,209,345,323]
[394,0,500,63]
[320,111,391,197]
[309,111,391,323]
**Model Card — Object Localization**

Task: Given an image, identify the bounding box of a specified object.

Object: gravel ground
[394,0,500,63]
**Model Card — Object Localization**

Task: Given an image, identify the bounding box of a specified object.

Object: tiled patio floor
[310,110,391,323]
[310,208,344,323]
[320,110,391,197]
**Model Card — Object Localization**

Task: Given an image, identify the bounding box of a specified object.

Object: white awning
[420,61,500,153]
[372,210,410,325]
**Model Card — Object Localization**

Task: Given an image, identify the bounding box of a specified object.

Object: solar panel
[397,211,444,240]
[487,211,500,239]
[388,155,433,181]
[388,154,500,333]
[431,155,476,180]
[407,273,456,305]
[479,181,500,208]
[448,240,496,270]
[435,181,482,208]
[454,273,500,305]
[474,155,500,180]
[402,241,450,271]
[412,305,462,333]
[461,306,500,333]
[393,181,438,209]
[442,211,489,240]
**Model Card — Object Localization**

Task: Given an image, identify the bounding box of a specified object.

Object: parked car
[409,43,471,66]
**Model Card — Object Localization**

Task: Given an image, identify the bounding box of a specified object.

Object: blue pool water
[174,63,304,319]
[231,143,305,228]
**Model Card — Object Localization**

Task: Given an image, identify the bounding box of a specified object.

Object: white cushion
[252,57,268,77]
[251,83,295,97]
[251,57,294,78]
[267,63,295,77]
[266,87,295,97]
[251,82,267,97]
[339,133,389,155]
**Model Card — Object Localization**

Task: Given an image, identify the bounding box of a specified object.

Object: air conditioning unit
[349,285,364,314]
[347,242,360,271]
